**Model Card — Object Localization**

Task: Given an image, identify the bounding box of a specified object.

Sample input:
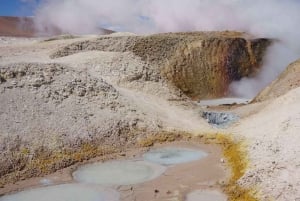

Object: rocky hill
[51,32,270,99]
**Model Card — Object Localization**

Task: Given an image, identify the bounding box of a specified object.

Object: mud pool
[0,184,119,201]
[202,111,238,127]
[0,142,228,201]
[73,161,166,186]
[143,147,207,165]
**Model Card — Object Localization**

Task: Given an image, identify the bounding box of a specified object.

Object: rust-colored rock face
[161,36,270,99]
[51,32,270,99]
[254,59,300,102]
[118,32,270,99]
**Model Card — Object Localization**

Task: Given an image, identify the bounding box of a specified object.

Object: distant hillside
[0,16,114,37]
[0,16,35,37]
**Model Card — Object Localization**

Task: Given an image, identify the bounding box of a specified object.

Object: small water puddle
[0,184,119,201]
[73,160,166,186]
[143,147,207,165]
[186,190,227,201]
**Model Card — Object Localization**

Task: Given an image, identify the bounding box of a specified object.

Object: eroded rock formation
[51,32,270,99]
[162,36,270,99]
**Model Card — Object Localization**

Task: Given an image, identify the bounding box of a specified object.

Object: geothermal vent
[160,32,270,99]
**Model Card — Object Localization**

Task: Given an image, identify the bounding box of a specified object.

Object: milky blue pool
[143,147,207,165]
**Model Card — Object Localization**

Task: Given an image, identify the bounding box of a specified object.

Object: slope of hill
[254,59,300,102]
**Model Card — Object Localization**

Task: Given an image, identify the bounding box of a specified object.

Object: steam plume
[31,0,300,98]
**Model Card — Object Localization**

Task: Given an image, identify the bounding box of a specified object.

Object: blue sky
[0,0,39,16]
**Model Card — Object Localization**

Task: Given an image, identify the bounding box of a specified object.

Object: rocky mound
[0,62,158,184]
[254,59,300,102]
[51,32,270,99]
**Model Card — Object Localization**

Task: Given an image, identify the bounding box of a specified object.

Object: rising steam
[30,0,300,98]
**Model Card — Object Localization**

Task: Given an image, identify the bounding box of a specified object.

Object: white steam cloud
[32,0,300,98]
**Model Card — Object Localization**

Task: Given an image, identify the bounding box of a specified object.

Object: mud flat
[119,142,227,201]
[0,140,228,201]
